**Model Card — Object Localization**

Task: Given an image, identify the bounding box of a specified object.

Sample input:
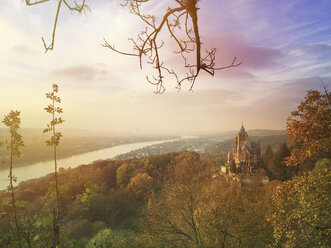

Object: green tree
[230,159,236,173]
[263,145,273,167]
[2,110,24,245]
[286,89,331,166]
[43,83,64,247]
[86,229,114,248]
[278,143,290,159]
[268,160,331,247]
[267,144,292,181]
[76,182,99,211]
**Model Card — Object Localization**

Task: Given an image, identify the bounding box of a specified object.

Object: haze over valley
[0,0,329,247]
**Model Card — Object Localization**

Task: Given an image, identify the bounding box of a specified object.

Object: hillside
[0,149,328,247]
[0,151,276,247]
[205,134,288,156]
[0,151,207,246]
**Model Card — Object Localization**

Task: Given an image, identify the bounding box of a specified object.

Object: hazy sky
[0,0,330,135]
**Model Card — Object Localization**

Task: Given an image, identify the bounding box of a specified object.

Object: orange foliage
[286,90,331,166]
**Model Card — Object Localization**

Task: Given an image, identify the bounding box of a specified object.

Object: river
[0,138,178,190]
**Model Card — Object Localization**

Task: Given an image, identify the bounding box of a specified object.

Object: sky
[0,0,330,136]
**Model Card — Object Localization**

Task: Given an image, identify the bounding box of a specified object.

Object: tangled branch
[103,0,242,93]
[25,0,242,92]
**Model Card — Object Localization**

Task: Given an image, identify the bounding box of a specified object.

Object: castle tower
[230,123,261,173]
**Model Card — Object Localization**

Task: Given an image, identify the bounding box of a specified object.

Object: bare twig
[104,0,242,93]
[317,77,331,107]
[25,0,50,6]
[25,0,89,53]
[25,0,242,92]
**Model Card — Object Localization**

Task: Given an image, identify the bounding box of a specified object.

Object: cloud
[294,44,331,60]
[133,88,245,109]
[51,64,109,82]
[160,32,279,82]
[305,44,331,53]
[211,76,331,130]
[204,33,283,70]
[11,45,37,55]
[215,67,257,79]
[253,76,330,111]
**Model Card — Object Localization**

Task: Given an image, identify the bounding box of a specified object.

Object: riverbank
[0,135,179,170]
[0,138,179,190]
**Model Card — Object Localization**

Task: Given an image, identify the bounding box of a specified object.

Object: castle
[224,124,261,173]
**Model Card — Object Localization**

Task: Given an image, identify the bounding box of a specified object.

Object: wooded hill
[0,150,329,247]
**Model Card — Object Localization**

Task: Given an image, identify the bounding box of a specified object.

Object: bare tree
[104,0,242,93]
[25,0,242,93]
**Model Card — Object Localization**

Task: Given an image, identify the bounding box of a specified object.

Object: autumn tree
[25,0,241,93]
[198,180,273,248]
[143,163,273,247]
[215,156,226,167]
[126,173,153,199]
[43,83,64,247]
[116,163,135,187]
[2,110,24,246]
[286,89,331,166]
[267,159,331,247]
[142,160,209,247]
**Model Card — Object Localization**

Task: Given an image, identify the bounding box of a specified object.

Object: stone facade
[226,124,261,173]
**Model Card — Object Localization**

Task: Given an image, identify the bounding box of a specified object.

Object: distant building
[223,123,261,173]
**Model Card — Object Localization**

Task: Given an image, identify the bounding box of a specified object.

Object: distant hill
[245,129,286,136]
[115,130,288,160]
[205,134,288,156]
[203,129,286,141]
[0,128,115,138]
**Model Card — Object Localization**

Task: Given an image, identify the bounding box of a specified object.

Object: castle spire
[240,122,245,133]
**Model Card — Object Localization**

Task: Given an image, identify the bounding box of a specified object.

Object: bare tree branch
[317,77,331,107]
[25,0,242,92]
[104,0,242,93]
[25,0,50,6]
[25,0,89,53]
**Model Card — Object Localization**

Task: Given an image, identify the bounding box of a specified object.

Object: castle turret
[229,123,261,174]
[240,122,245,134]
